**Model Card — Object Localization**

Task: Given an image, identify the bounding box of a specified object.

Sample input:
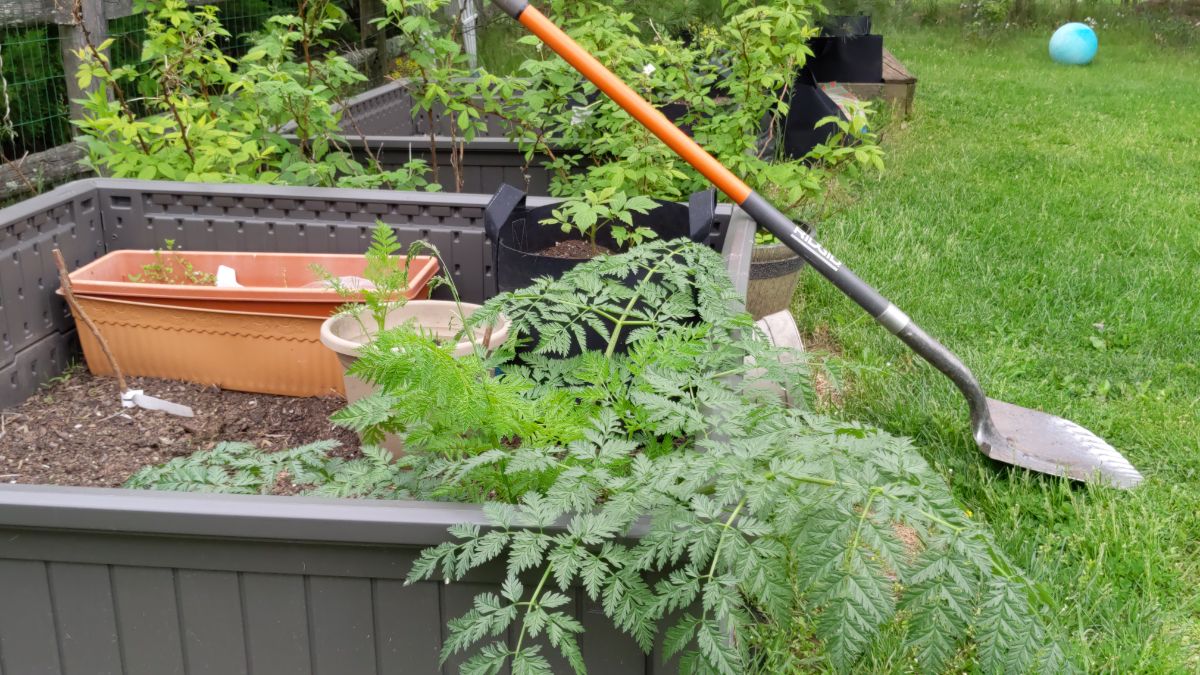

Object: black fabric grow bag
[484,183,717,294]
[805,14,884,84]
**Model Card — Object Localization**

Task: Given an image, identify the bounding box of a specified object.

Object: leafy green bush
[73,0,428,188]
[130,240,1072,673]
[505,0,882,240]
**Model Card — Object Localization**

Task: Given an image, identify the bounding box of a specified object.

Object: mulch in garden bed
[0,368,360,488]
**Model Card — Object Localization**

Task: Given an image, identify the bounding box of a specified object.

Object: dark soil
[0,369,360,489]
[537,239,613,260]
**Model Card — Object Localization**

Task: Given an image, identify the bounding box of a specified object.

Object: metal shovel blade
[980,398,1143,489]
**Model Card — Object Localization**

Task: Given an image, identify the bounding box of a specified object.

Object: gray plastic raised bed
[0,178,752,675]
[283,78,557,195]
[0,177,735,410]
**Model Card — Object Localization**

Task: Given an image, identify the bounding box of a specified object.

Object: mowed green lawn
[796,27,1200,672]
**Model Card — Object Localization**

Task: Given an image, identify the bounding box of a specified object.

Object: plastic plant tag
[121,389,195,418]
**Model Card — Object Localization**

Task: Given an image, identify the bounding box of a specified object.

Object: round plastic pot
[745,242,807,320]
[319,301,510,456]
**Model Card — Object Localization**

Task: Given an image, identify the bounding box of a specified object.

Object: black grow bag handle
[687,189,717,243]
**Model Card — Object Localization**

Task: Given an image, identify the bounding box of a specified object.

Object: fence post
[55,0,108,126]
[360,0,388,83]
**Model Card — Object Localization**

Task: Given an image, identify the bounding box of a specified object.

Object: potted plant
[484,183,716,293]
[318,224,509,453]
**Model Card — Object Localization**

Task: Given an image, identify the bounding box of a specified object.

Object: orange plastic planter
[71,296,345,397]
[67,251,439,317]
[63,251,440,397]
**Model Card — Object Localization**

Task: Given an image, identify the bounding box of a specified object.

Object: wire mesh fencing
[1,0,380,175]
[1,20,72,161]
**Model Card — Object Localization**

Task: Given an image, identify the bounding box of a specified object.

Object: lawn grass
[798,25,1200,671]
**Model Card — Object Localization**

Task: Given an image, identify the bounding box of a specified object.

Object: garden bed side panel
[339,136,556,195]
[0,211,754,674]
[0,182,107,409]
[0,487,657,675]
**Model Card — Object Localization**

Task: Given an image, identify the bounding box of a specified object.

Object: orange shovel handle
[510,4,753,205]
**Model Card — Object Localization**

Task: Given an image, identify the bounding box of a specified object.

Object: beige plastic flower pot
[319,301,510,455]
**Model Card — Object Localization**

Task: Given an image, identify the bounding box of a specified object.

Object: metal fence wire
[1,0,371,163]
[0,18,71,160]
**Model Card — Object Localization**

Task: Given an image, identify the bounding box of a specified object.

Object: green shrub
[73,0,428,188]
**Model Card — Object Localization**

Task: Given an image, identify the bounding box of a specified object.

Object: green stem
[699,497,747,624]
[604,243,692,358]
[844,488,880,571]
[513,563,555,657]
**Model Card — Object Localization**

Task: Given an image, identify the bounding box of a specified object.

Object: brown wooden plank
[882,48,917,83]
[0,560,61,674]
[241,573,312,675]
[0,143,91,202]
[47,562,123,674]
[110,566,186,675]
[177,570,249,675]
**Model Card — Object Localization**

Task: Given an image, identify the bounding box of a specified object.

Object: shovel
[487,0,1143,489]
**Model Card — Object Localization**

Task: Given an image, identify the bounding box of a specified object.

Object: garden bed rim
[0,178,568,220]
[0,483,494,546]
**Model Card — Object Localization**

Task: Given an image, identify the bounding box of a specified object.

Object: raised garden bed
[300,59,917,198]
[0,178,750,675]
[281,79,557,195]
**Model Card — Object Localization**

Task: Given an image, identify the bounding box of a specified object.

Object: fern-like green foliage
[469,238,745,360]
[124,441,413,498]
[130,240,1075,673]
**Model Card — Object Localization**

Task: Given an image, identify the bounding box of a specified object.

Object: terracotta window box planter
[61,250,439,397]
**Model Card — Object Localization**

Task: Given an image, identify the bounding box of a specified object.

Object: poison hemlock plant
[130,240,1074,673]
[125,441,414,499]
[346,241,1077,673]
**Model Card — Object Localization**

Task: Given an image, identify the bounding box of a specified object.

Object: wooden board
[748,310,806,407]
[836,48,918,117]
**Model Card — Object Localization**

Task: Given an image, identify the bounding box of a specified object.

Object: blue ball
[1049,23,1098,65]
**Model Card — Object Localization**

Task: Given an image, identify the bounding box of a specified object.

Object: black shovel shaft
[739,193,889,317]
